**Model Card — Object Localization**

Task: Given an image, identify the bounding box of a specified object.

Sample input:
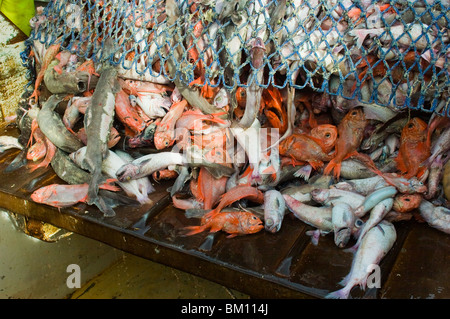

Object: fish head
[401,117,428,141]
[214,88,229,108]
[343,107,367,129]
[235,86,247,108]
[310,124,338,152]
[27,142,46,161]
[154,131,174,150]
[30,186,54,203]
[108,127,121,148]
[240,212,264,234]
[116,163,140,182]
[310,188,327,202]
[393,193,423,213]
[334,227,352,248]
[248,37,266,70]
[407,177,427,194]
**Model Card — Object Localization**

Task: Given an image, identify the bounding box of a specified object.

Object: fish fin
[343,244,359,254]
[306,229,321,246]
[208,112,229,125]
[94,196,116,217]
[182,225,207,236]
[325,287,351,299]
[323,159,341,180]
[294,165,313,181]
[226,233,238,238]
[262,165,276,175]
[87,171,102,205]
[185,208,210,219]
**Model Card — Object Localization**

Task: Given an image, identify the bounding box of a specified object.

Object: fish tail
[325,286,351,299]
[323,159,341,179]
[305,229,321,246]
[99,183,121,192]
[182,225,208,236]
[87,171,102,205]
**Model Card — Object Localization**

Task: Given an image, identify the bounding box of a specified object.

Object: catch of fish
[3,0,449,298]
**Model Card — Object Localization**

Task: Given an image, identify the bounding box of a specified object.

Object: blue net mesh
[24,0,450,115]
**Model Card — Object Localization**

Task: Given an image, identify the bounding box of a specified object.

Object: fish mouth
[334,228,351,248]
[264,217,282,233]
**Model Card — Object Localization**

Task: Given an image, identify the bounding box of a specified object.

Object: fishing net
[23,0,450,115]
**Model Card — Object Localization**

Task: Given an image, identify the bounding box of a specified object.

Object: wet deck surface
[0,126,449,299]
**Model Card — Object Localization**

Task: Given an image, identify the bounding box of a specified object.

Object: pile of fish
[1,0,449,299]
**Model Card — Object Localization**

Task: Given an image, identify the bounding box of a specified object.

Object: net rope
[23,0,450,115]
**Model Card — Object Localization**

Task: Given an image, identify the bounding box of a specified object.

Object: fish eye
[355,219,364,228]
[325,133,331,138]
[408,123,414,128]
[351,111,357,115]
[404,198,410,202]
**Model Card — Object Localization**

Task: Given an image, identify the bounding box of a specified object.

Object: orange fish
[309,124,338,154]
[395,117,430,179]
[154,99,188,150]
[115,89,147,136]
[262,87,288,134]
[175,109,228,131]
[76,127,121,149]
[152,169,178,182]
[197,166,228,210]
[29,43,61,103]
[279,133,334,170]
[27,121,47,162]
[27,139,47,162]
[28,137,56,172]
[202,185,265,224]
[183,210,264,238]
[324,108,367,179]
[172,194,204,210]
[30,180,119,208]
[392,193,423,214]
[76,59,99,91]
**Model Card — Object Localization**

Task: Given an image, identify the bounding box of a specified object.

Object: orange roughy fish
[29,43,61,103]
[202,185,265,224]
[392,193,423,214]
[395,117,430,179]
[197,166,228,210]
[154,99,188,150]
[183,211,264,238]
[115,89,147,136]
[310,124,338,154]
[324,108,367,180]
[279,133,334,170]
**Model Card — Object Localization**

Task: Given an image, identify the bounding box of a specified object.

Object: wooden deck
[1,124,449,299]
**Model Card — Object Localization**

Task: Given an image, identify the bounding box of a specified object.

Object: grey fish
[82,66,120,205]
[326,221,396,299]
[170,165,190,197]
[331,201,356,248]
[116,152,186,182]
[264,189,286,233]
[51,148,91,185]
[44,60,94,94]
[0,136,23,152]
[37,95,84,153]
[351,198,394,251]
[419,200,450,235]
